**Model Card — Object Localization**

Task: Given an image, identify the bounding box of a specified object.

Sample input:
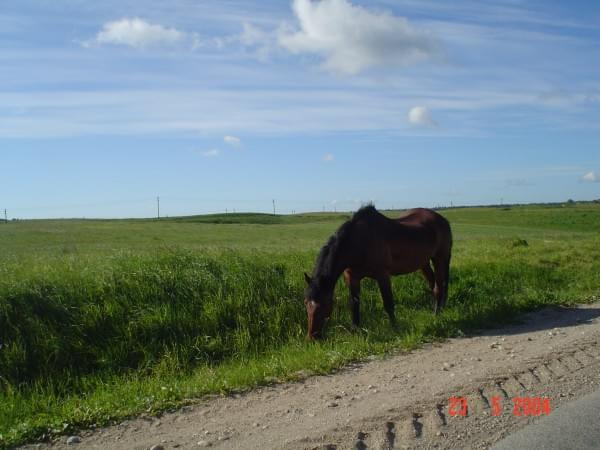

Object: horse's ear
[304,272,312,285]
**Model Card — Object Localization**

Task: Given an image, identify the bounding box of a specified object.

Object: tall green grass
[1,204,599,447]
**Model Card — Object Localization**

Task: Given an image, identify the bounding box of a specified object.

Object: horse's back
[395,208,444,225]
[394,208,452,254]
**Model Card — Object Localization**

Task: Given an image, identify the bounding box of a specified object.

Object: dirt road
[28,302,600,449]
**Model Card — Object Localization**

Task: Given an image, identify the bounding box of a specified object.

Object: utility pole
[3,209,6,223]
[157,196,160,220]
[272,199,276,215]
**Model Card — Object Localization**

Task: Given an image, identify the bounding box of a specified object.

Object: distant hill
[169,212,350,225]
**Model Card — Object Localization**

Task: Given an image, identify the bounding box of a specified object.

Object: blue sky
[1,0,599,218]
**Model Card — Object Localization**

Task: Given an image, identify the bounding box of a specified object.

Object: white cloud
[91,18,183,48]
[224,135,241,147]
[408,106,437,127]
[201,149,220,157]
[582,171,599,182]
[240,23,272,47]
[323,153,334,162]
[278,0,439,74]
[239,23,277,60]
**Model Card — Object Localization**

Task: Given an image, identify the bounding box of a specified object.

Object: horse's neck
[324,249,349,285]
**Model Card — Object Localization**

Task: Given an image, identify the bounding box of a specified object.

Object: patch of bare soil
[24,303,600,450]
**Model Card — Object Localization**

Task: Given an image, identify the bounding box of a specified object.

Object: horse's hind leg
[377,274,396,326]
[432,255,450,314]
[421,262,436,310]
[421,263,435,293]
[344,270,361,327]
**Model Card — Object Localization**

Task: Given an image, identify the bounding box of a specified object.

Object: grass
[1,203,599,447]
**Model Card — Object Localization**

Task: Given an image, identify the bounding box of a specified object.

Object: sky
[1,0,600,218]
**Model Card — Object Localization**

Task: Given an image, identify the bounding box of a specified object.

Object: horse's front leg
[343,269,361,327]
[377,274,396,326]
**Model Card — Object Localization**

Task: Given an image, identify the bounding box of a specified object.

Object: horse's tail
[444,220,452,300]
[436,215,452,301]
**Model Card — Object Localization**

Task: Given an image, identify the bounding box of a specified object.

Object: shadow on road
[478,304,600,338]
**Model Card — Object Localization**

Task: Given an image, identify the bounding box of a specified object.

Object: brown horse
[303,205,452,340]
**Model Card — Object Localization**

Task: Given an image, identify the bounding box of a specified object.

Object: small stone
[67,436,82,445]
[150,446,165,450]
[197,440,211,447]
[328,402,339,408]
[253,422,260,427]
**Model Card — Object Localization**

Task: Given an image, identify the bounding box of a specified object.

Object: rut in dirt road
[315,340,600,450]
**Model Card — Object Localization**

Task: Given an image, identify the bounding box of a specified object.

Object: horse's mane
[308,205,385,297]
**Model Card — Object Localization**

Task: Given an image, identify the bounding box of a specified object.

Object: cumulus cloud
[408,106,437,127]
[582,171,599,182]
[278,0,439,74]
[224,135,241,147]
[89,18,183,48]
[323,153,334,162]
[201,149,220,157]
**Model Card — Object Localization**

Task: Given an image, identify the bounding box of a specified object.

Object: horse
[303,205,452,340]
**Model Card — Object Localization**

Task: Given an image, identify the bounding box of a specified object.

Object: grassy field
[1,203,599,447]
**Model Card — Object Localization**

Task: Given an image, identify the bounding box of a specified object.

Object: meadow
[1,203,599,447]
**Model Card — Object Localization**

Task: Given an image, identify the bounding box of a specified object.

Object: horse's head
[303,273,333,340]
